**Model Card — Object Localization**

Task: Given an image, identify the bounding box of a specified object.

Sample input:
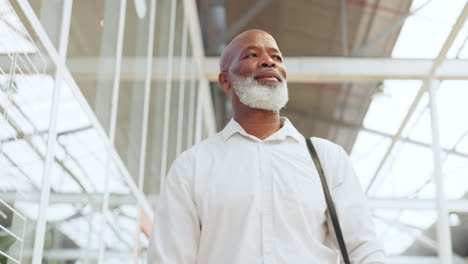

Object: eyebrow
[241,45,281,54]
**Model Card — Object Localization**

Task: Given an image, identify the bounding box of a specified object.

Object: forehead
[220,31,281,71]
[234,32,280,52]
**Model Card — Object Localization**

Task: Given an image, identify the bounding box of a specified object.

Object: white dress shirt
[148,117,385,264]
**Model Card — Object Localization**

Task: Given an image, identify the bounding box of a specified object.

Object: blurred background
[1,0,468,263]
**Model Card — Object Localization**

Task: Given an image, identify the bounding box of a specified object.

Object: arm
[147,151,200,264]
[139,207,152,238]
[328,146,386,264]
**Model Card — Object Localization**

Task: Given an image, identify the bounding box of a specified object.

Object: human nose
[258,55,276,68]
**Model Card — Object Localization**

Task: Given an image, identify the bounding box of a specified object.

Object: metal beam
[340,0,348,56]
[6,56,468,82]
[98,0,127,262]
[386,256,467,264]
[365,87,426,194]
[94,0,123,133]
[159,0,177,194]
[31,0,73,263]
[183,0,217,137]
[1,125,92,144]
[186,59,197,147]
[282,107,468,160]
[134,0,157,258]
[176,14,189,156]
[8,194,468,212]
[366,2,468,195]
[368,199,468,213]
[353,0,433,56]
[16,0,154,227]
[207,0,227,54]
[19,249,466,263]
[428,79,452,264]
[375,215,465,263]
[368,4,468,262]
[53,56,468,82]
[0,191,139,206]
[21,249,130,260]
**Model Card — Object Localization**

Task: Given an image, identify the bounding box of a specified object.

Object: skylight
[351,0,468,255]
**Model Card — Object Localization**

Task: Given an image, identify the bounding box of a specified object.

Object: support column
[159,0,178,193]
[194,80,204,144]
[427,79,452,264]
[38,0,62,48]
[32,1,73,264]
[126,0,155,181]
[94,0,122,133]
[134,0,157,261]
[97,0,127,263]
[187,59,196,147]
[176,11,189,156]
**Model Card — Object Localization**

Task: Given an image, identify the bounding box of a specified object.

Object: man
[148,29,385,264]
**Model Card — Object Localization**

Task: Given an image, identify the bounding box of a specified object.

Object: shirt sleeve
[326,144,386,264]
[147,150,200,264]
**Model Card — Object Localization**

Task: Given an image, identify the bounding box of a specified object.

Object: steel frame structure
[2,0,468,263]
[52,56,468,82]
[5,0,215,263]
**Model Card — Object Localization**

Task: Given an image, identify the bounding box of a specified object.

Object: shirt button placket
[260,143,275,264]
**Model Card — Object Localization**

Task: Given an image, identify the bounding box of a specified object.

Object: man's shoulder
[309,137,353,186]
[309,136,349,161]
[310,137,345,152]
[177,132,224,160]
[169,132,223,175]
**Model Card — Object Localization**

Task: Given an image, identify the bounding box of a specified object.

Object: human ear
[218,72,231,90]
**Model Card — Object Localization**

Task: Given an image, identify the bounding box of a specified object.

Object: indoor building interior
[1,0,468,263]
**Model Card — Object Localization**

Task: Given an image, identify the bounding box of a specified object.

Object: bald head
[217,29,288,113]
[220,29,280,72]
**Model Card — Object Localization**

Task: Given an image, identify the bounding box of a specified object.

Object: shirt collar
[220,116,304,143]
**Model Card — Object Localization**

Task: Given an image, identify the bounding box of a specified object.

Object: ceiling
[199,0,413,153]
[28,0,414,154]
[5,0,468,261]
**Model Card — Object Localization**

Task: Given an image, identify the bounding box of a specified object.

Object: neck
[233,103,282,140]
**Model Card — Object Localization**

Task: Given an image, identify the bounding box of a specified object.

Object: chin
[248,101,287,112]
[255,80,280,87]
[231,72,288,112]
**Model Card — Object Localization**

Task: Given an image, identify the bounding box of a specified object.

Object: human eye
[273,55,283,62]
[243,53,256,59]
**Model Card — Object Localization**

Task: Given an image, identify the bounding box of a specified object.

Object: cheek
[279,65,287,79]
[231,62,257,76]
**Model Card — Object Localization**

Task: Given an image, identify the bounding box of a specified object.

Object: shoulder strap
[306,138,351,264]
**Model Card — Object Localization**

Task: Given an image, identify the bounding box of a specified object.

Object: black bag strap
[306,138,351,264]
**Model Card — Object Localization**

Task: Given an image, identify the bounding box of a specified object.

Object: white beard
[230,70,288,112]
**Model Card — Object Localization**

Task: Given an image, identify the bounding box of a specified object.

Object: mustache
[253,68,285,81]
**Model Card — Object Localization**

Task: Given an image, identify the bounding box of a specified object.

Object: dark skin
[218,30,287,140]
[138,30,286,239]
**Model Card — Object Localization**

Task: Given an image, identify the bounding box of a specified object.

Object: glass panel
[67,0,121,134]
[392,0,466,59]
[144,0,172,196]
[351,131,392,188]
[363,80,422,135]
[44,76,138,263]
[372,209,438,256]
[0,1,53,263]
[2,1,152,262]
